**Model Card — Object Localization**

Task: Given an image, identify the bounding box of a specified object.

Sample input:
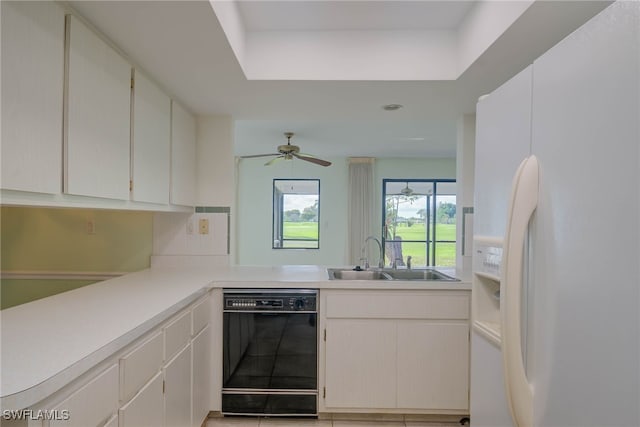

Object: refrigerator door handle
[501,155,538,427]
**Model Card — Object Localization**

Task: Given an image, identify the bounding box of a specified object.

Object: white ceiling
[68,1,610,159]
[236,1,475,31]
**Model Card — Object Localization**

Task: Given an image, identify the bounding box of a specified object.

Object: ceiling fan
[240,132,332,167]
[400,182,414,196]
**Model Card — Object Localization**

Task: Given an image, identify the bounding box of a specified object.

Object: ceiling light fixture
[397,137,425,141]
[382,104,403,111]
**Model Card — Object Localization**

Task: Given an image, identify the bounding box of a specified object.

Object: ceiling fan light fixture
[400,182,413,196]
[241,132,332,167]
[382,103,403,111]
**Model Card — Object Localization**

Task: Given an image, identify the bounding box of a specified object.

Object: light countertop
[0,264,470,410]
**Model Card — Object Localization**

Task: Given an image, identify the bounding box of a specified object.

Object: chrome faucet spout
[363,236,384,269]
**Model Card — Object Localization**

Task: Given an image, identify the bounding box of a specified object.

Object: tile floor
[206,416,463,427]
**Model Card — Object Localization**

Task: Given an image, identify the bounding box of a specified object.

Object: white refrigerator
[470,2,639,427]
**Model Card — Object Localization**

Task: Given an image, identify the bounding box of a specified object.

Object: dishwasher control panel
[223,290,317,312]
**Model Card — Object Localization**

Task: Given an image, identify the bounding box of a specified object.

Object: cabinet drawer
[192,296,210,336]
[164,310,191,361]
[118,372,163,427]
[119,331,163,402]
[103,415,118,427]
[50,364,118,427]
[325,292,470,320]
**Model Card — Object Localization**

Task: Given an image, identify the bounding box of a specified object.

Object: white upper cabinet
[64,14,131,200]
[171,101,196,207]
[1,1,65,194]
[131,69,171,204]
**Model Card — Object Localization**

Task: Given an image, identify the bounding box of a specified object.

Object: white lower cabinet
[164,345,192,427]
[396,322,469,410]
[321,290,470,414]
[26,292,212,427]
[119,372,164,427]
[192,325,211,427]
[49,364,119,427]
[324,319,396,408]
[119,331,164,403]
[104,415,118,427]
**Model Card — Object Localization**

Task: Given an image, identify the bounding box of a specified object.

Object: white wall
[245,30,457,80]
[456,0,533,74]
[196,115,234,207]
[236,156,349,266]
[456,114,476,274]
[235,156,456,266]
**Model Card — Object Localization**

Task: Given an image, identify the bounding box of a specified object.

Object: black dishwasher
[222,289,318,416]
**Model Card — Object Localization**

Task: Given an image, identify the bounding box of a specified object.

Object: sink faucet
[362,236,384,269]
[407,256,412,270]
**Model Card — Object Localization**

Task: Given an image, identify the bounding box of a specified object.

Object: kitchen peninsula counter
[0,264,470,410]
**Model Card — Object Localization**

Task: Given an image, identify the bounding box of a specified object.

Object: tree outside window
[382,179,456,267]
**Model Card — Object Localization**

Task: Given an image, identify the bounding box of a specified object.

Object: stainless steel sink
[327,269,392,280]
[327,268,459,281]
[382,269,459,281]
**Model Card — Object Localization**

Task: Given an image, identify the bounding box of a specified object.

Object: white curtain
[347,157,374,265]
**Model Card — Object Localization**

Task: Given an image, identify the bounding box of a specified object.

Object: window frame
[381,178,456,267]
[272,178,321,250]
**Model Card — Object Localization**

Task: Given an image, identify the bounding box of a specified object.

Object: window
[273,179,320,249]
[382,179,456,267]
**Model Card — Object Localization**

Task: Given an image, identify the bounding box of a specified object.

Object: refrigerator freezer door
[471,65,534,427]
[470,332,513,427]
[474,66,533,238]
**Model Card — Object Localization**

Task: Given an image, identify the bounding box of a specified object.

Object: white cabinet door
[192,325,211,427]
[119,371,164,427]
[65,15,131,200]
[170,101,196,206]
[164,310,191,362]
[103,415,118,427]
[49,364,119,427]
[119,331,164,403]
[324,319,396,409]
[164,344,192,427]
[131,69,170,204]
[397,322,469,410]
[1,1,65,194]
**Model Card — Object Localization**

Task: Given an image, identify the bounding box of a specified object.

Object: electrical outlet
[186,219,194,235]
[199,218,209,235]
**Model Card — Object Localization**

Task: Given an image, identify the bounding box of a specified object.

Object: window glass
[383,179,456,267]
[273,179,320,249]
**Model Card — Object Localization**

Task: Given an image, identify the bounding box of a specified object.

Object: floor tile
[405,423,461,427]
[207,417,261,427]
[331,414,404,422]
[258,418,332,427]
[333,421,404,427]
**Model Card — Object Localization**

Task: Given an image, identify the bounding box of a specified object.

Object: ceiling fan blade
[240,153,280,159]
[293,153,332,167]
[265,155,285,166]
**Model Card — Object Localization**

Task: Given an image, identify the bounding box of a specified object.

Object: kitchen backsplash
[152,208,230,257]
[1,206,153,308]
